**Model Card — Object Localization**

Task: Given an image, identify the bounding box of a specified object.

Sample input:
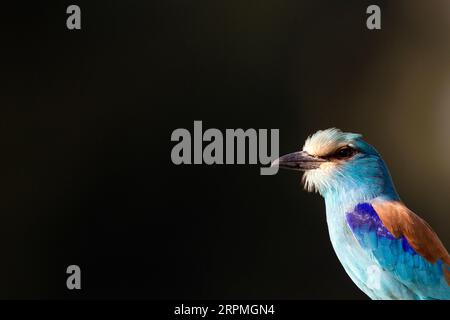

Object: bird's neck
[321,158,400,213]
[322,175,400,228]
[324,183,398,212]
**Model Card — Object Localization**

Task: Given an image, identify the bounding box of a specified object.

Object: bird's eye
[334,146,357,159]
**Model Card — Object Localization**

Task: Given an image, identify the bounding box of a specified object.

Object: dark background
[1,1,450,299]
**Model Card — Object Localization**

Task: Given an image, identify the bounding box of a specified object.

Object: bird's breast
[325,206,388,298]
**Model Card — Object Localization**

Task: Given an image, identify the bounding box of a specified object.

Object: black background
[1,1,450,299]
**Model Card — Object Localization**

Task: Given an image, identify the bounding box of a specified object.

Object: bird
[272,128,450,300]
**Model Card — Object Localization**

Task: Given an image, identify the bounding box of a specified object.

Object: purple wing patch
[346,203,416,255]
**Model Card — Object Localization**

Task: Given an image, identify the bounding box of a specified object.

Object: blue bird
[272,128,450,300]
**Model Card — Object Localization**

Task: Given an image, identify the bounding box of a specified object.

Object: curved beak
[271,151,325,171]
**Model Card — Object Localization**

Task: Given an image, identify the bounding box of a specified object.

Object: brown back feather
[372,201,450,286]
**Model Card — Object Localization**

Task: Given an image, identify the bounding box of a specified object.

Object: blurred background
[1,0,449,299]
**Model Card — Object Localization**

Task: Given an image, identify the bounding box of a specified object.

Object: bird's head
[272,128,398,201]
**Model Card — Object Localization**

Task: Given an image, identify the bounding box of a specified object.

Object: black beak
[271,151,326,171]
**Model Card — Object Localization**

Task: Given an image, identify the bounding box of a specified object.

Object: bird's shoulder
[345,200,450,290]
[371,200,450,267]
